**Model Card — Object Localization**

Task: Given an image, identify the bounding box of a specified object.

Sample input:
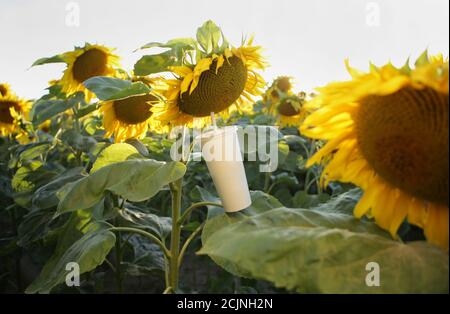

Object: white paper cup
[197,126,252,212]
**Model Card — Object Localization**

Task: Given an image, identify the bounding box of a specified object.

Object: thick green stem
[169,178,183,292]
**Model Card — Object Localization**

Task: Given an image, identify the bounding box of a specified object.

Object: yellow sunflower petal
[301,53,449,250]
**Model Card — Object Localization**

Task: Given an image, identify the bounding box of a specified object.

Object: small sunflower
[300,52,449,250]
[151,22,266,127]
[99,76,166,143]
[0,83,11,97]
[264,77,307,127]
[264,76,293,104]
[275,95,308,127]
[60,43,120,100]
[0,93,31,137]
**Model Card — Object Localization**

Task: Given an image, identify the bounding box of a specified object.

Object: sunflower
[151,25,266,128]
[264,77,307,127]
[264,76,293,103]
[100,77,165,142]
[300,52,449,250]
[0,93,31,138]
[275,95,308,127]
[60,43,120,101]
[0,83,11,97]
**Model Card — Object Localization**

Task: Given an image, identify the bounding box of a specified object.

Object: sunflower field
[0,20,448,295]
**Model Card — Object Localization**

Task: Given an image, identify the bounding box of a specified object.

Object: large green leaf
[8,142,51,168]
[30,95,81,127]
[196,20,223,54]
[91,143,141,173]
[26,209,115,293]
[31,54,65,67]
[118,206,172,239]
[123,236,165,276]
[200,201,448,293]
[61,129,97,153]
[133,52,177,76]
[293,191,331,209]
[57,159,186,215]
[74,103,98,119]
[83,77,151,101]
[195,186,282,221]
[32,167,85,209]
[198,188,283,276]
[312,188,362,215]
[19,143,51,165]
[17,208,55,247]
[138,38,196,52]
[12,161,58,207]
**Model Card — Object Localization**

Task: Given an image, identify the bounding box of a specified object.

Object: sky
[0,0,449,99]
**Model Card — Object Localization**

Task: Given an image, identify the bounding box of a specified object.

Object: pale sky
[0,0,449,99]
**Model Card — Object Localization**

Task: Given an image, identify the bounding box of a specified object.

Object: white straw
[211,112,218,131]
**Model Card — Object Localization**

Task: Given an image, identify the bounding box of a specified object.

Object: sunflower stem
[178,222,205,269]
[211,112,218,130]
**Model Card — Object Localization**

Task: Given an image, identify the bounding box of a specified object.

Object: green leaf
[292,191,330,209]
[125,138,149,157]
[277,142,290,166]
[282,135,309,147]
[200,190,283,277]
[270,172,299,188]
[57,159,186,215]
[32,167,85,210]
[75,103,99,119]
[31,98,77,127]
[31,54,65,67]
[61,129,97,153]
[20,143,51,164]
[123,236,165,276]
[30,91,85,127]
[312,188,362,215]
[90,143,142,173]
[118,207,172,239]
[200,201,448,293]
[196,20,223,54]
[26,210,115,294]
[17,208,55,247]
[83,77,151,101]
[193,185,223,218]
[200,189,282,249]
[133,52,177,76]
[12,161,58,207]
[280,151,304,172]
[8,142,51,168]
[138,38,197,51]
